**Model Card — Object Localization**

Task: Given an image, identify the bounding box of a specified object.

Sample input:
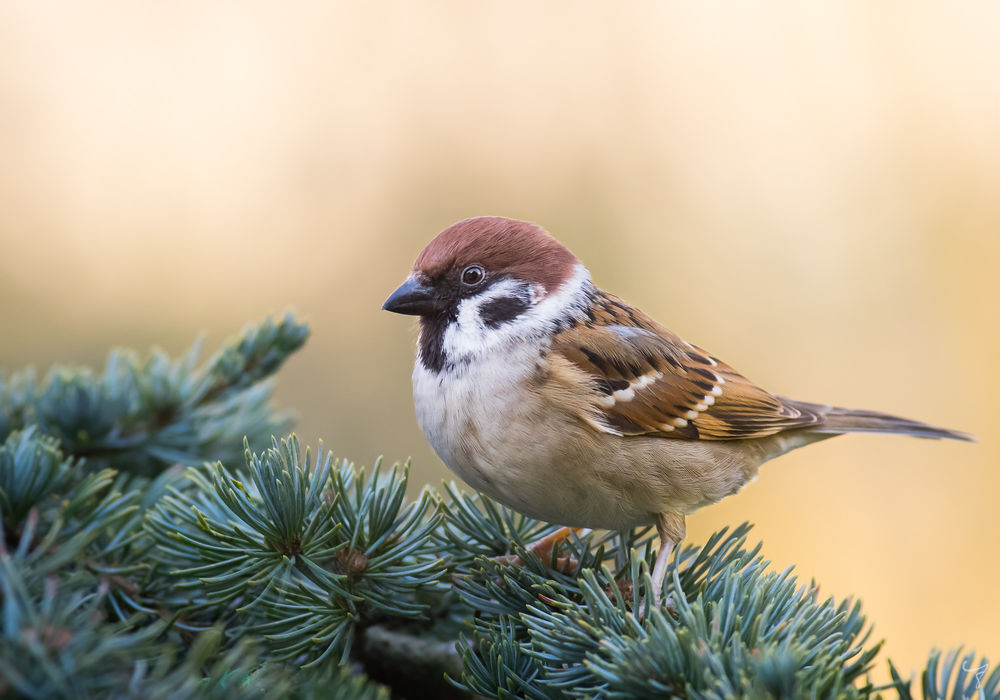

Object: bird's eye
[461,265,486,286]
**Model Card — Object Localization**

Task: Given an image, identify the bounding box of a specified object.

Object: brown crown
[414,217,578,292]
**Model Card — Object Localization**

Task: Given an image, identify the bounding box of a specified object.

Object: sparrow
[382,216,971,601]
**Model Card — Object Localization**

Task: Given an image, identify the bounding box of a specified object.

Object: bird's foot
[492,526,581,573]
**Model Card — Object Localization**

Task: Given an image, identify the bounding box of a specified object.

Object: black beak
[382,277,440,316]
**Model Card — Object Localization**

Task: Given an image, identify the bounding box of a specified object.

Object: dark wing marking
[551,293,822,440]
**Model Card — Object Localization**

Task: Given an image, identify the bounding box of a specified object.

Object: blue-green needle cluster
[147,436,444,666]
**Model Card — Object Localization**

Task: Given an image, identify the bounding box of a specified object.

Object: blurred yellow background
[1,1,997,679]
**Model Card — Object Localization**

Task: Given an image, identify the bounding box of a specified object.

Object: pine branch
[145,436,446,667]
[891,647,998,700]
[0,314,308,476]
[0,553,387,700]
[450,521,881,699]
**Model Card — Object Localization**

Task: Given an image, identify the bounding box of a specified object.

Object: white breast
[412,342,541,495]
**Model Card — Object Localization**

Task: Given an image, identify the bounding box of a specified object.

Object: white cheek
[441,298,492,358]
[440,264,591,365]
[442,278,534,358]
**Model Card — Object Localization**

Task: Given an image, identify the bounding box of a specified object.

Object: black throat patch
[418,313,452,374]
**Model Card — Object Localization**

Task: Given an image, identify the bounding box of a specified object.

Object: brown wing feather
[551,292,823,440]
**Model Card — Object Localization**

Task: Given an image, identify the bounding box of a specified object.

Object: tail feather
[789,400,974,443]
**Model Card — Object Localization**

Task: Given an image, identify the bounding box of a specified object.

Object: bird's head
[383,216,589,371]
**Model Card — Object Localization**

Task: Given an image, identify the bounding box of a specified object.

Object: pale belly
[412,350,770,531]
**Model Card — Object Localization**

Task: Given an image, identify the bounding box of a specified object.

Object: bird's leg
[650,512,685,610]
[614,529,631,572]
[494,526,583,571]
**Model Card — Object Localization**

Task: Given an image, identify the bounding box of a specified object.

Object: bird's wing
[549,294,822,440]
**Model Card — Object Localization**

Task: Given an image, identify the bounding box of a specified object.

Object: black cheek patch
[480,295,531,328]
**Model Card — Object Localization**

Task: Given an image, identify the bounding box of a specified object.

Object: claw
[491,526,582,572]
